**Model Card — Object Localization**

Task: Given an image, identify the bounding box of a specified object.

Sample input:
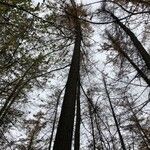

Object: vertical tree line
[53,1,82,149]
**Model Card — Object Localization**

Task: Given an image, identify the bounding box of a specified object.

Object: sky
[33,0,99,5]
[2,0,150,149]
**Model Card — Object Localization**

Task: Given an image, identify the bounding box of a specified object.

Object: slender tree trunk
[48,88,64,150]
[0,78,32,124]
[0,61,37,124]
[27,118,40,150]
[126,100,150,149]
[103,76,127,150]
[86,92,96,150]
[106,32,150,86]
[53,3,82,149]
[0,77,25,118]
[81,84,112,150]
[89,104,96,150]
[27,130,35,150]
[107,11,150,70]
[94,113,107,150]
[74,78,81,150]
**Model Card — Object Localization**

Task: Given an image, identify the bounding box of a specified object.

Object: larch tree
[0,0,150,149]
[53,1,89,149]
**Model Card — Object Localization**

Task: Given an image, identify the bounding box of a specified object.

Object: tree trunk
[0,61,37,124]
[0,78,32,124]
[74,79,81,150]
[94,113,106,150]
[103,76,127,150]
[106,32,150,86]
[86,91,96,150]
[48,88,64,150]
[88,103,96,150]
[107,11,150,70]
[53,3,82,149]
[126,100,150,149]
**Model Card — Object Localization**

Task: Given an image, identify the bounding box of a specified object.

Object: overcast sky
[33,0,98,5]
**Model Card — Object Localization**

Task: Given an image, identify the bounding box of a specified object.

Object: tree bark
[53,4,82,149]
[74,79,81,150]
[126,100,150,149]
[88,103,96,150]
[103,76,127,150]
[106,32,150,86]
[48,88,64,150]
[107,11,150,70]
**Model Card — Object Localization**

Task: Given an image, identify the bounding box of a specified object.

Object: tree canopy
[0,0,150,149]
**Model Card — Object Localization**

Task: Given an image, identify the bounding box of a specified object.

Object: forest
[0,0,150,149]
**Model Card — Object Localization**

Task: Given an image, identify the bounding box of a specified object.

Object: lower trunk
[127,100,150,149]
[103,76,127,150]
[89,105,96,150]
[48,88,64,150]
[53,21,82,150]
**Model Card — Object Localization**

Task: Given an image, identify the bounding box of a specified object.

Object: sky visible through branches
[0,0,150,150]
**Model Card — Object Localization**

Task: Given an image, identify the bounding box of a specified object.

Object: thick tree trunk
[103,77,127,150]
[53,5,82,149]
[107,11,150,70]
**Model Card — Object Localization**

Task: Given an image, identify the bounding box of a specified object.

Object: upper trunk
[107,11,150,70]
[106,32,150,86]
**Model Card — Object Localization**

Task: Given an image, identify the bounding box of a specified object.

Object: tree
[0,0,150,149]
[53,1,82,149]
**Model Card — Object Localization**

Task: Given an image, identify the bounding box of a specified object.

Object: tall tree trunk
[0,78,32,125]
[107,11,150,70]
[89,104,96,150]
[103,76,127,150]
[48,88,64,150]
[53,3,82,150]
[81,84,112,150]
[27,117,41,150]
[94,113,107,150]
[86,91,96,150]
[0,60,37,124]
[74,78,81,150]
[126,100,150,149]
[106,32,150,86]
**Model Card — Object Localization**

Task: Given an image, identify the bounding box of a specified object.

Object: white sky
[33,0,99,5]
